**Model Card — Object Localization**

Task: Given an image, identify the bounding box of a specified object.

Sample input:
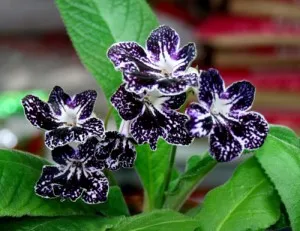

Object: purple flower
[95,131,137,171]
[185,68,269,162]
[22,86,104,149]
[111,84,193,150]
[35,138,109,204]
[107,25,198,95]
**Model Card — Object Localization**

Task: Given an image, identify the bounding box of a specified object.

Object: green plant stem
[162,145,177,205]
[163,152,217,211]
[104,106,114,129]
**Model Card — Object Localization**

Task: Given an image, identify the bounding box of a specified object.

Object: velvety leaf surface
[0,216,122,231]
[0,149,128,217]
[164,152,217,210]
[55,0,158,124]
[255,126,300,230]
[135,140,172,211]
[195,157,280,231]
[111,210,199,231]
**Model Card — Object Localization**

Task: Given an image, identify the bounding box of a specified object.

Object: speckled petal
[130,106,167,150]
[157,73,198,95]
[80,117,105,138]
[209,125,243,162]
[146,25,180,62]
[51,145,75,165]
[22,95,61,130]
[35,166,60,199]
[72,90,97,120]
[198,68,225,108]
[185,103,213,137]
[81,170,109,204]
[48,86,72,116]
[231,112,269,150]
[162,92,186,110]
[173,43,197,74]
[111,84,144,120]
[222,81,255,113]
[163,109,193,146]
[45,127,74,149]
[107,42,152,71]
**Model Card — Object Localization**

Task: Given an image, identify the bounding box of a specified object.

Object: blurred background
[0,0,299,212]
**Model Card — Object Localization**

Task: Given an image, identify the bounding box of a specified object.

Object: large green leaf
[135,140,172,211]
[163,152,217,210]
[0,216,122,231]
[269,125,299,149]
[55,0,158,124]
[195,157,280,231]
[255,126,300,230]
[111,210,199,231]
[0,149,128,217]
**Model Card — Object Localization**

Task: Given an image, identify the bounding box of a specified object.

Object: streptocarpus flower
[111,84,193,150]
[95,130,137,170]
[107,25,198,95]
[22,86,104,149]
[185,68,269,162]
[35,138,109,204]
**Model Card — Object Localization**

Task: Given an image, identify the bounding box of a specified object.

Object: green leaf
[163,152,217,210]
[55,0,158,124]
[0,149,128,217]
[111,210,199,231]
[195,157,280,231]
[269,124,300,148]
[135,140,172,211]
[255,128,300,230]
[0,216,123,231]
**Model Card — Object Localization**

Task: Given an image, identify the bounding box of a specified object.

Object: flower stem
[162,145,177,205]
[104,106,114,129]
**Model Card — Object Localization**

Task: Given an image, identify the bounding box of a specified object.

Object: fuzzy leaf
[255,126,300,230]
[111,210,199,231]
[0,216,122,231]
[195,157,280,231]
[0,149,128,217]
[164,152,217,210]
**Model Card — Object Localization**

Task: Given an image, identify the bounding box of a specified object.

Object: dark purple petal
[58,185,83,202]
[146,25,180,62]
[111,84,144,120]
[72,90,97,120]
[199,68,225,108]
[81,170,109,204]
[157,73,198,95]
[131,106,167,150]
[162,92,186,110]
[51,145,75,165]
[173,43,197,74]
[95,131,120,161]
[78,137,100,161]
[22,95,60,130]
[231,112,269,150]
[48,86,72,116]
[35,166,59,198]
[163,109,193,146]
[107,42,152,71]
[123,70,159,94]
[79,117,105,138]
[45,127,74,149]
[221,81,255,113]
[185,103,213,137]
[209,125,243,162]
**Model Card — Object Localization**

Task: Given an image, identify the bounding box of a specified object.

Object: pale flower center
[56,106,80,127]
[210,96,231,117]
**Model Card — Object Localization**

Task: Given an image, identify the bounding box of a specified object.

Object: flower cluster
[22,25,269,204]
[22,86,136,204]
